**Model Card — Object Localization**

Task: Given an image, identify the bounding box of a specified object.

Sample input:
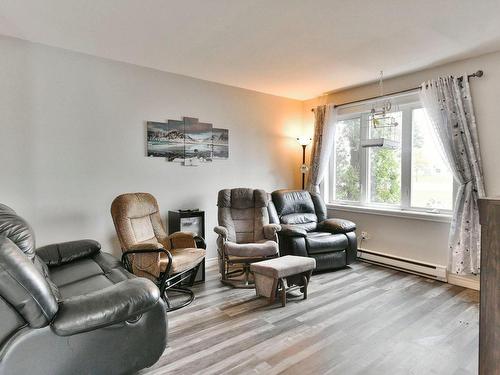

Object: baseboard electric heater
[357,248,447,282]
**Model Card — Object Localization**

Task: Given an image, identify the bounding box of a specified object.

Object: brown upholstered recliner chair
[111,193,206,311]
[214,188,281,288]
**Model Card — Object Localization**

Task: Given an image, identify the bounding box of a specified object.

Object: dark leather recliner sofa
[0,204,167,375]
[268,189,357,271]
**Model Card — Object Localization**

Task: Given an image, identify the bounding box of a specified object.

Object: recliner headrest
[217,188,268,209]
[111,193,159,219]
[271,190,316,216]
[0,204,36,260]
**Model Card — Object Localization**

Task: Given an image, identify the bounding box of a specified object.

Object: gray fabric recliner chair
[214,188,281,288]
[269,189,357,271]
[0,204,167,375]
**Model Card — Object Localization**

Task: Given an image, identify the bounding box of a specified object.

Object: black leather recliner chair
[269,190,357,271]
[0,204,167,375]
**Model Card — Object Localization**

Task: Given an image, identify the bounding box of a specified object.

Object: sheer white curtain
[307,104,337,194]
[419,75,485,275]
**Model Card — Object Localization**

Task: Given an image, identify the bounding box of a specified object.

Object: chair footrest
[250,255,316,279]
[253,270,313,307]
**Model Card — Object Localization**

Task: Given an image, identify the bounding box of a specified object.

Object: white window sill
[326,203,452,223]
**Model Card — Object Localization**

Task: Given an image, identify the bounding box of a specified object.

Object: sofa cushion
[58,275,116,299]
[224,240,278,257]
[159,247,206,274]
[50,252,133,299]
[305,232,348,255]
[50,258,103,286]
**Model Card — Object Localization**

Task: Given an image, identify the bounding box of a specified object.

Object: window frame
[328,101,455,216]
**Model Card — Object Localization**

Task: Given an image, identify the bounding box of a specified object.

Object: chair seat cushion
[250,255,316,279]
[224,240,278,258]
[305,232,348,255]
[50,252,133,299]
[160,248,206,274]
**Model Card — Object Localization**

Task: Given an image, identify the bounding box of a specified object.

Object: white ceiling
[1,0,500,100]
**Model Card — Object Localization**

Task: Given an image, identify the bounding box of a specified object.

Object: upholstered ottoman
[250,255,316,307]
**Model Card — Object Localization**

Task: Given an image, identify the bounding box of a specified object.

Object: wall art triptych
[147,117,229,165]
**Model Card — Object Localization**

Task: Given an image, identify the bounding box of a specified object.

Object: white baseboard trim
[357,247,447,282]
[447,273,480,291]
[358,248,480,290]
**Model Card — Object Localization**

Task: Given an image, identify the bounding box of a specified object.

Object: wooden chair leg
[270,287,277,304]
[244,264,250,286]
[267,277,278,305]
[223,259,228,281]
[280,278,286,307]
[302,274,309,300]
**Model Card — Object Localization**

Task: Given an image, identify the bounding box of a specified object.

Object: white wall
[304,51,500,267]
[0,36,304,259]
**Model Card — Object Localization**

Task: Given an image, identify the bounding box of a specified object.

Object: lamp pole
[296,137,311,190]
[301,144,306,189]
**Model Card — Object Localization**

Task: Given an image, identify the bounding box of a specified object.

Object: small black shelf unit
[168,210,205,283]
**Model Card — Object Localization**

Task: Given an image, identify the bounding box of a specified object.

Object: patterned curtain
[307,105,337,194]
[419,75,485,275]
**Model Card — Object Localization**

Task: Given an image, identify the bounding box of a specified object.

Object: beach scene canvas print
[147,121,169,157]
[147,117,228,165]
[165,119,185,161]
[184,118,213,164]
[212,128,229,159]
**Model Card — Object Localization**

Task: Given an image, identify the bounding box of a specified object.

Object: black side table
[168,210,205,283]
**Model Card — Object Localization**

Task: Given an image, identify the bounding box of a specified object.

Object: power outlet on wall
[360,231,370,240]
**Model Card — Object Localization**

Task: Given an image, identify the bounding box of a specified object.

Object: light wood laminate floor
[142,261,479,375]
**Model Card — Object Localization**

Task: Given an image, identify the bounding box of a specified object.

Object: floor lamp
[296,137,312,190]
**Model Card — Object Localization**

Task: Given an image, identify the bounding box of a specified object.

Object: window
[368,111,402,205]
[334,118,361,201]
[329,94,454,214]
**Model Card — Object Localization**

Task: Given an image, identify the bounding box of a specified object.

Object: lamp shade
[296,137,312,146]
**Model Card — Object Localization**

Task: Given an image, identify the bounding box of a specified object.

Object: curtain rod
[311,70,484,111]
